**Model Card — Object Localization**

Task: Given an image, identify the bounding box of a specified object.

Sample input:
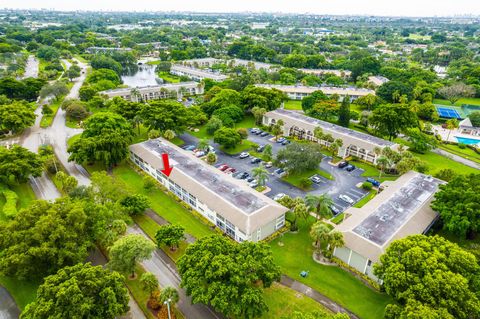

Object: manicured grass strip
[260,283,332,319]
[348,160,398,182]
[282,168,334,190]
[353,190,376,208]
[190,116,256,140]
[10,183,36,210]
[0,276,40,310]
[124,265,156,319]
[284,100,303,110]
[40,98,63,128]
[437,144,480,164]
[220,140,257,155]
[415,150,479,176]
[158,72,181,83]
[433,98,480,107]
[270,218,392,319]
[111,163,213,240]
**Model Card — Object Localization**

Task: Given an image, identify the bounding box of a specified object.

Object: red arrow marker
[161,153,173,177]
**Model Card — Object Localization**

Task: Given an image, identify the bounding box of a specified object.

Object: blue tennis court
[436,107,462,119]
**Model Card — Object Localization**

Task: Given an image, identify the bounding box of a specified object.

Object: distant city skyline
[2,0,480,18]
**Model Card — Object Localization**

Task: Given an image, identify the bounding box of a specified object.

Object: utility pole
[164,298,172,319]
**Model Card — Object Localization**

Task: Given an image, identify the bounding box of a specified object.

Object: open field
[437,143,480,164]
[284,100,303,110]
[434,98,480,107]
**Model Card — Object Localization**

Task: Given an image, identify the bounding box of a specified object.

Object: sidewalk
[433,148,480,170]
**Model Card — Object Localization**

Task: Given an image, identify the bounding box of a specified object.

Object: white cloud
[2,0,480,17]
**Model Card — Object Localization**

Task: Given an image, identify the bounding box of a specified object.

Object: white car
[249,180,259,188]
[339,194,354,205]
[273,193,286,201]
[239,152,249,159]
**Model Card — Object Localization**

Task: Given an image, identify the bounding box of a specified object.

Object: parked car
[250,157,262,164]
[194,151,206,157]
[339,194,355,205]
[276,137,286,143]
[260,132,269,137]
[273,193,286,201]
[246,177,255,183]
[218,164,229,171]
[345,164,356,172]
[207,145,216,154]
[234,172,249,180]
[338,161,349,169]
[274,168,286,177]
[264,161,273,168]
[249,180,259,188]
[182,145,196,151]
[225,167,236,174]
[255,130,263,135]
[281,139,290,145]
[250,127,260,133]
[239,152,250,159]
[310,175,322,184]
[330,205,341,216]
[257,145,266,152]
[366,177,381,187]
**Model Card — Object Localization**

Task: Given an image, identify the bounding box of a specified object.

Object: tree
[155,225,185,251]
[148,129,161,139]
[205,116,223,135]
[0,145,43,184]
[178,235,280,319]
[206,152,217,165]
[0,100,36,133]
[444,118,459,142]
[309,222,331,255]
[90,55,123,75]
[304,194,334,219]
[252,106,267,125]
[271,119,284,141]
[469,111,480,127]
[140,272,159,297]
[337,96,351,127]
[431,174,480,238]
[370,103,418,140]
[163,129,175,141]
[108,234,155,278]
[0,198,91,279]
[140,100,194,133]
[438,83,475,105]
[68,112,133,169]
[406,129,438,154]
[66,102,88,120]
[376,156,391,179]
[120,194,150,215]
[39,81,69,101]
[55,171,78,194]
[275,142,323,174]
[159,286,180,305]
[301,90,328,113]
[213,127,242,149]
[262,144,273,161]
[252,165,269,187]
[22,263,129,319]
[309,99,339,120]
[326,231,345,256]
[355,94,378,111]
[197,138,209,151]
[376,81,412,103]
[374,235,480,319]
[66,65,81,81]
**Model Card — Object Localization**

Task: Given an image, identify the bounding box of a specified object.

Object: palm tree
[163,129,175,141]
[445,118,459,142]
[159,286,180,316]
[262,144,273,161]
[133,115,143,135]
[291,202,309,231]
[330,138,343,156]
[376,156,391,179]
[304,194,334,220]
[252,165,269,187]
[326,230,345,255]
[309,222,331,254]
[130,88,141,102]
[314,126,324,142]
[197,138,209,151]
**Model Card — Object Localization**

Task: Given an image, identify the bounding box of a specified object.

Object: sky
[2,0,480,17]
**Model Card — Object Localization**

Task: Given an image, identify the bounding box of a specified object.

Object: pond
[121,64,163,87]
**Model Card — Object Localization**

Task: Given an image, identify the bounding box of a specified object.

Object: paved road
[21,55,39,79]
[0,287,20,319]
[433,148,480,170]
[127,225,224,319]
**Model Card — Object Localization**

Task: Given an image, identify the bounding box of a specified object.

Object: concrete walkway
[280,275,359,319]
[432,148,480,170]
[0,287,20,319]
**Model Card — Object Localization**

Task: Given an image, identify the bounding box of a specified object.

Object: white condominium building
[263,109,399,163]
[255,84,375,101]
[100,82,203,102]
[170,64,229,82]
[129,139,288,242]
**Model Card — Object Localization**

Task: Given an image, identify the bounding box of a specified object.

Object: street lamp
[164,298,172,319]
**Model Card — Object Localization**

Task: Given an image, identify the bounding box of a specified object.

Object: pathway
[280,275,359,319]
[0,287,20,319]
[432,148,480,170]
[21,55,39,79]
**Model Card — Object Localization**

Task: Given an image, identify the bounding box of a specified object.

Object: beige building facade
[100,82,204,102]
[256,84,375,101]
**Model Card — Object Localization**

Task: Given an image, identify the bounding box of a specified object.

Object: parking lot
[180,130,370,215]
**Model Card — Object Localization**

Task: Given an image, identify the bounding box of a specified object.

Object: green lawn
[260,283,332,319]
[437,143,480,164]
[434,98,480,106]
[282,168,334,190]
[0,276,40,310]
[353,190,376,208]
[415,150,479,176]
[109,163,214,240]
[40,98,64,128]
[284,100,303,110]
[220,140,257,155]
[270,218,392,319]
[190,116,256,140]
[157,72,181,83]
[348,160,398,182]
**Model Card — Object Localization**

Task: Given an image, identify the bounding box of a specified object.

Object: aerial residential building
[179,58,278,72]
[85,47,133,54]
[458,118,480,137]
[129,139,288,242]
[256,84,375,102]
[263,109,399,163]
[333,172,444,280]
[100,82,203,102]
[367,75,389,87]
[170,64,229,81]
[300,68,352,79]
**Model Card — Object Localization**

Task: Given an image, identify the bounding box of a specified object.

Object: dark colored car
[367,177,381,187]
[260,132,269,137]
[257,145,266,152]
[338,161,349,169]
[246,177,255,182]
[281,139,290,145]
[250,157,262,164]
[330,205,341,216]
[345,164,356,172]
[234,172,249,179]
[255,130,263,135]
[276,137,286,143]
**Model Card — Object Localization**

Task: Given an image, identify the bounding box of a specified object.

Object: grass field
[348,160,398,182]
[190,116,256,140]
[270,218,392,319]
[157,72,181,83]
[282,168,334,190]
[0,276,40,310]
[284,100,303,110]
[434,98,480,107]
[40,97,64,128]
[415,150,479,176]
[220,139,257,155]
[438,143,480,164]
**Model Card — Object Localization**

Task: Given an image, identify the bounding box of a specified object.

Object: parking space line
[349,188,365,196]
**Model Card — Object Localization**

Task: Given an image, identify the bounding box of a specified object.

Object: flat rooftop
[171,65,228,80]
[352,174,442,246]
[101,81,199,94]
[269,109,395,147]
[138,139,268,215]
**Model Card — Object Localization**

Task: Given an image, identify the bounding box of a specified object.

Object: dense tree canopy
[108,234,155,277]
[139,100,197,133]
[0,198,92,279]
[178,235,281,319]
[431,174,480,238]
[213,127,242,148]
[370,103,418,140]
[155,224,185,251]
[275,142,323,173]
[0,145,43,184]
[374,235,480,319]
[22,263,129,319]
[0,100,36,133]
[68,112,133,168]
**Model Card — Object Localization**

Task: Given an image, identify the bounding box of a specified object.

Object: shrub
[147,290,162,310]
[237,127,248,139]
[299,177,313,189]
[2,189,18,218]
[143,175,157,191]
[362,182,373,191]
[458,143,466,149]
[66,103,88,120]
